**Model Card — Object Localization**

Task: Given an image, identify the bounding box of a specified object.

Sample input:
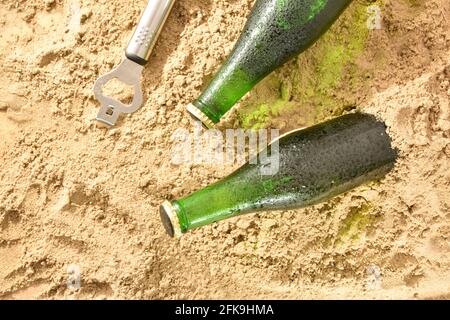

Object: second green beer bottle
[160,113,397,237]
[187,0,353,127]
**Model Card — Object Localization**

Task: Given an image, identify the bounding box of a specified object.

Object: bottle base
[159,201,183,238]
[186,103,215,129]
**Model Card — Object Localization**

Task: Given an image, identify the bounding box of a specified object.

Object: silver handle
[125,0,175,65]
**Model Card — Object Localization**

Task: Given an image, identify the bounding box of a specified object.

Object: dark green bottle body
[190,0,353,125]
[160,113,398,237]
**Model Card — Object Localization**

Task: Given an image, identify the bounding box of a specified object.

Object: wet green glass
[188,0,353,126]
[160,113,398,237]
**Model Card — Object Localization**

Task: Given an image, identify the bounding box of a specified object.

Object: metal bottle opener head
[93,0,175,126]
[94,59,144,126]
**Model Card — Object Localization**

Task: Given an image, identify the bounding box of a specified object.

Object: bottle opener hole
[106,107,114,116]
[101,77,136,105]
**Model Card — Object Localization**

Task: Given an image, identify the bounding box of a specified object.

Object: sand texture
[0,0,449,299]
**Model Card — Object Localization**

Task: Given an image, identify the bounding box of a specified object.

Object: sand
[0,0,449,299]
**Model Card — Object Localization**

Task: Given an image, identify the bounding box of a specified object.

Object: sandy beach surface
[0,0,449,299]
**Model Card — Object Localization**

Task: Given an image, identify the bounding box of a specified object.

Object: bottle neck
[171,164,308,234]
[172,172,258,233]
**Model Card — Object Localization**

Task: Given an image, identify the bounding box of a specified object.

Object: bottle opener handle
[126,0,176,65]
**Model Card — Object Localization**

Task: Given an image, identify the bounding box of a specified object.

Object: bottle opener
[94,0,175,126]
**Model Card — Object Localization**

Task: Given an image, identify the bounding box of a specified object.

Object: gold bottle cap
[159,201,183,238]
[186,103,215,129]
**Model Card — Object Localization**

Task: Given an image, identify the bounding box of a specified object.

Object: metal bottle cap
[159,201,183,238]
[186,103,215,129]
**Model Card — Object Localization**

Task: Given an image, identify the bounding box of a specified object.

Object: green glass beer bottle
[160,113,397,237]
[186,0,353,127]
